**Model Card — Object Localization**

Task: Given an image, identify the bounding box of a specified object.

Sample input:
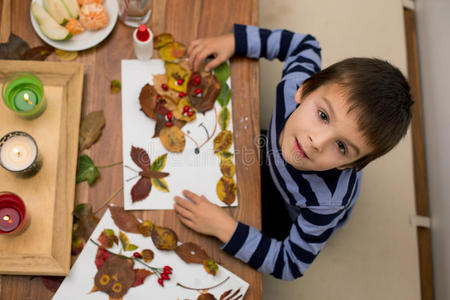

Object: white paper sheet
[121,60,238,210]
[53,208,249,300]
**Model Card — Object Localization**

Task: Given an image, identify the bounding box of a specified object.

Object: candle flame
[13,147,21,157]
[3,215,12,223]
[24,93,32,105]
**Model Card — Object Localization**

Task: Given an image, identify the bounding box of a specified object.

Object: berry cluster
[133,251,172,287]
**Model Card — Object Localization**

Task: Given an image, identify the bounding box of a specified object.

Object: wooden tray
[0,60,83,275]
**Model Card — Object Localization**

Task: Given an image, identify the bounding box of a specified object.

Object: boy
[174,24,413,280]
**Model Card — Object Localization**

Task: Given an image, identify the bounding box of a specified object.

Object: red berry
[183,105,190,113]
[161,273,169,280]
[157,95,162,99]
[187,110,194,117]
[163,266,172,272]
[161,83,168,91]
[178,92,186,98]
[166,112,173,121]
[158,278,164,287]
[166,121,174,127]
[194,88,202,95]
[177,78,184,85]
[133,252,142,259]
[193,76,201,86]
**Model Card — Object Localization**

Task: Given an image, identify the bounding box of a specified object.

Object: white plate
[30,0,118,51]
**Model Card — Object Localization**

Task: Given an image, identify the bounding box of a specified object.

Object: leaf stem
[93,185,124,215]
[96,161,123,168]
[176,276,230,291]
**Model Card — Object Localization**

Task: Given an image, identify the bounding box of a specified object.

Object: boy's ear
[294,85,304,104]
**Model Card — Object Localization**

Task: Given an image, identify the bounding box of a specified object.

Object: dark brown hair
[301,57,414,170]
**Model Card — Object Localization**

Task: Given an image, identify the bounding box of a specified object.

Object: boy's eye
[318,110,328,122]
[337,141,347,155]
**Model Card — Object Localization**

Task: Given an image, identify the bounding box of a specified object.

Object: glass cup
[117,0,152,27]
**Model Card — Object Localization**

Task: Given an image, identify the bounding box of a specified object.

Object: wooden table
[0,0,262,299]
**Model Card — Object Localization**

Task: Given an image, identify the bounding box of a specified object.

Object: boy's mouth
[294,138,309,159]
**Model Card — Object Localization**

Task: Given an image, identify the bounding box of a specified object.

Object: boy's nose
[309,133,332,152]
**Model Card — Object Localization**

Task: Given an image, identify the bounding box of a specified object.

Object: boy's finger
[176,212,196,230]
[174,195,195,209]
[188,39,202,55]
[173,202,194,220]
[182,190,200,201]
[205,56,223,72]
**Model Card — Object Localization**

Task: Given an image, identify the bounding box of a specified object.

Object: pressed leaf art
[128,146,170,202]
[52,209,249,300]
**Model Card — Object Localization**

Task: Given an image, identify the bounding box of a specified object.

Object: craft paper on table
[121,59,238,210]
[52,208,249,300]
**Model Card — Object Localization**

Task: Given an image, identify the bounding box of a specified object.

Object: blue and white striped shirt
[221,24,362,281]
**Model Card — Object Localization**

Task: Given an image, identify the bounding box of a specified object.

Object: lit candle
[2,72,47,119]
[0,131,40,174]
[0,192,29,235]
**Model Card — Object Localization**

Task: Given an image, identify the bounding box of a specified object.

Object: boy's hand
[174,190,237,243]
[188,33,235,72]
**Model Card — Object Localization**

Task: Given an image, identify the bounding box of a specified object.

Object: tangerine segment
[79,3,109,30]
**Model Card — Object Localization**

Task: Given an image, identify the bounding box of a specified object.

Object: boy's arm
[233,24,322,80]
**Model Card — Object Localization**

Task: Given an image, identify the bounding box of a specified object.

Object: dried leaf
[79,111,105,151]
[93,255,135,298]
[109,206,140,233]
[216,176,237,205]
[214,62,230,84]
[140,169,169,179]
[153,74,179,100]
[213,130,233,153]
[130,146,151,170]
[138,220,154,237]
[110,80,121,93]
[21,45,54,61]
[76,154,99,185]
[173,97,196,122]
[153,33,174,49]
[220,159,235,178]
[55,49,78,61]
[139,83,158,119]
[189,75,221,113]
[175,242,211,264]
[131,176,152,202]
[73,203,100,240]
[119,231,138,251]
[153,113,167,138]
[159,126,186,153]
[198,293,217,300]
[132,269,152,287]
[165,61,190,92]
[41,276,64,293]
[150,153,167,171]
[151,177,170,192]
[98,229,118,248]
[71,237,84,255]
[217,82,231,107]
[159,41,186,62]
[218,106,230,130]
[151,225,178,250]
[94,247,111,269]
[217,151,233,160]
[0,34,30,60]
[141,249,154,262]
[203,259,219,276]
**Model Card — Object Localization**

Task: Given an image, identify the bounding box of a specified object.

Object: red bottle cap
[136,24,150,42]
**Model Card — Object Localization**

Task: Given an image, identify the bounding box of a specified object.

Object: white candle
[0,134,37,172]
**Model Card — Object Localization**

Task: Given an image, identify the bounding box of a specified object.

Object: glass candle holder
[2,72,47,120]
[0,192,30,235]
[0,131,42,177]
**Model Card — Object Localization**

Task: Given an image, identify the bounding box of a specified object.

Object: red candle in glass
[0,192,29,235]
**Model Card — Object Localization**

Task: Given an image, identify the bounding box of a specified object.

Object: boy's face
[279,82,373,171]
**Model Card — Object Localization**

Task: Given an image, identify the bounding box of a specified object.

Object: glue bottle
[133,24,153,60]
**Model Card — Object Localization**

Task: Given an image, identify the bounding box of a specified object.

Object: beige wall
[259,1,421,299]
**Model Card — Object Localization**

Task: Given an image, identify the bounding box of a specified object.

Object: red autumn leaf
[131,268,153,287]
[40,276,64,293]
[94,247,111,269]
[175,242,211,264]
[109,206,140,233]
[98,229,118,248]
[131,176,152,202]
[71,237,85,255]
[131,146,151,170]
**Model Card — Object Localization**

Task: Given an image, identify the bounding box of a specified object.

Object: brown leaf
[94,255,135,298]
[213,130,233,153]
[139,83,158,119]
[130,146,151,170]
[216,176,237,205]
[198,293,217,300]
[132,268,152,287]
[175,242,211,264]
[140,169,169,179]
[79,111,105,151]
[151,225,178,250]
[21,45,54,60]
[153,113,167,138]
[220,159,235,178]
[40,276,64,293]
[138,221,154,237]
[159,126,186,153]
[109,206,140,233]
[98,229,118,248]
[188,74,221,113]
[0,34,30,60]
[153,74,180,100]
[141,249,154,262]
[73,203,100,241]
[131,177,152,202]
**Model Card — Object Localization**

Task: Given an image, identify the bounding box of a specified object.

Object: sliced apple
[60,0,79,18]
[31,2,72,41]
[43,0,71,24]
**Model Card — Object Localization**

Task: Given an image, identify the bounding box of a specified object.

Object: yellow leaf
[220,159,235,178]
[151,177,170,192]
[216,176,237,205]
[159,42,186,62]
[213,130,233,153]
[218,106,230,130]
[55,49,78,61]
[153,33,174,49]
[151,153,167,171]
[160,126,186,153]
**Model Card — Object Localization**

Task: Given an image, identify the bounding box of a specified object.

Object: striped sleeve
[233,24,322,79]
